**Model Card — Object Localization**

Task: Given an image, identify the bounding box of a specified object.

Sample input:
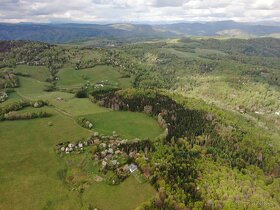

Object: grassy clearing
[0,111,90,210]
[0,60,162,209]
[0,108,157,210]
[16,76,109,117]
[57,65,132,88]
[15,65,51,82]
[16,77,107,116]
[82,176,156,210]
[17,76,49,98]
[1,76,159,210]
[81,111,163,139]
[50,97,110,116]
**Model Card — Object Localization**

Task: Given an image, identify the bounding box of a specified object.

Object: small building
[129,163,138,173]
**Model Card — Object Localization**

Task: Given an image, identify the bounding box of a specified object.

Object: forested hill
[0,23,175,43]
[1,21,280,43]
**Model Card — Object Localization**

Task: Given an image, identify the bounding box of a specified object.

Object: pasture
[57,65,132,89]
[0,111,90,210]
[81,111,163,139]
[83,176,155,210]
[15,65,51,82]
[0,105,158,209]
[0,67,160,209]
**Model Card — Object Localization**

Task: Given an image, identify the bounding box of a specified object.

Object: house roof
[129,163,138,172]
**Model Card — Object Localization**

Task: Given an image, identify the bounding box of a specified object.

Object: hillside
[0,38,279,209]
[1,21,280,43]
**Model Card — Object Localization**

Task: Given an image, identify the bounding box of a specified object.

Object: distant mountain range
[0,21,280,43]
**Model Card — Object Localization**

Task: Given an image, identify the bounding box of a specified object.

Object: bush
[75,89,87,98]
[44,84,56,92]
[3,111,51,120]
[0,100,50,121]
[0,101,29,115]
[77,117,94,129]
[32,100,48,108]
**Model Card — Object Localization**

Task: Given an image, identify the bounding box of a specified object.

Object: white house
[129,164,138,173]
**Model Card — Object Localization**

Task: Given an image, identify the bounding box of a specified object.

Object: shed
[129,163,138,173]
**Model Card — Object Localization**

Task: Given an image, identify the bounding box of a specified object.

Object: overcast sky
[0,0,279,23]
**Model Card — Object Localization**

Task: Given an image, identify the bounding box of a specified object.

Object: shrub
[77,117,94,129]
[44,84,56,92]
[75,89,87,98]
[3,111,51,120]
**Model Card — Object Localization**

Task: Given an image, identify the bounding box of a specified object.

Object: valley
[0,37,280,209]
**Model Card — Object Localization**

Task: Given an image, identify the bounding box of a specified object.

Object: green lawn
[0,66,160,210]
[0,111,91,210]
[0,109,156,210]
[17,76,49,99]
[50,97,110,116]
[57,65,132,88]
[16,77,109,116]
[81,111,163,139]
[82,176,156,210]
[15,65,51,82]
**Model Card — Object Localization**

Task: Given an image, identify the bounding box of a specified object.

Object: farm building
[129,163,138,173]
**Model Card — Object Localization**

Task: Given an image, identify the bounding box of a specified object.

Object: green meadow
[0,108,157,210]
[0,111,90,210]
[0,65,161,210]
[82,176,156,210]
[15,65,51,82]
[81,111,163,139]
[57,65,132,89]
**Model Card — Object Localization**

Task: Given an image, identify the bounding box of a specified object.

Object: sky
[0,0,280,23]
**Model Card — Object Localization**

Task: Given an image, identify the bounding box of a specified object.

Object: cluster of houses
[56,132,139,179]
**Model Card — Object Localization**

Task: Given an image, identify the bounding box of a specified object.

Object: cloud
[151,0,187,7]
[0,0,279,23]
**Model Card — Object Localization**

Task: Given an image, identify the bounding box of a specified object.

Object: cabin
[129,163,138,173]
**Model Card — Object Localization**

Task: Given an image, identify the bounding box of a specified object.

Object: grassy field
[57,65,132,88]
[81,111,163,139]
[51,97,110,116]
[17,76,49,99]
[0,107,157,209]
[0,71,160,209]
[0,110,90,210]
[83,176,155,210]
[15,65,51,82]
